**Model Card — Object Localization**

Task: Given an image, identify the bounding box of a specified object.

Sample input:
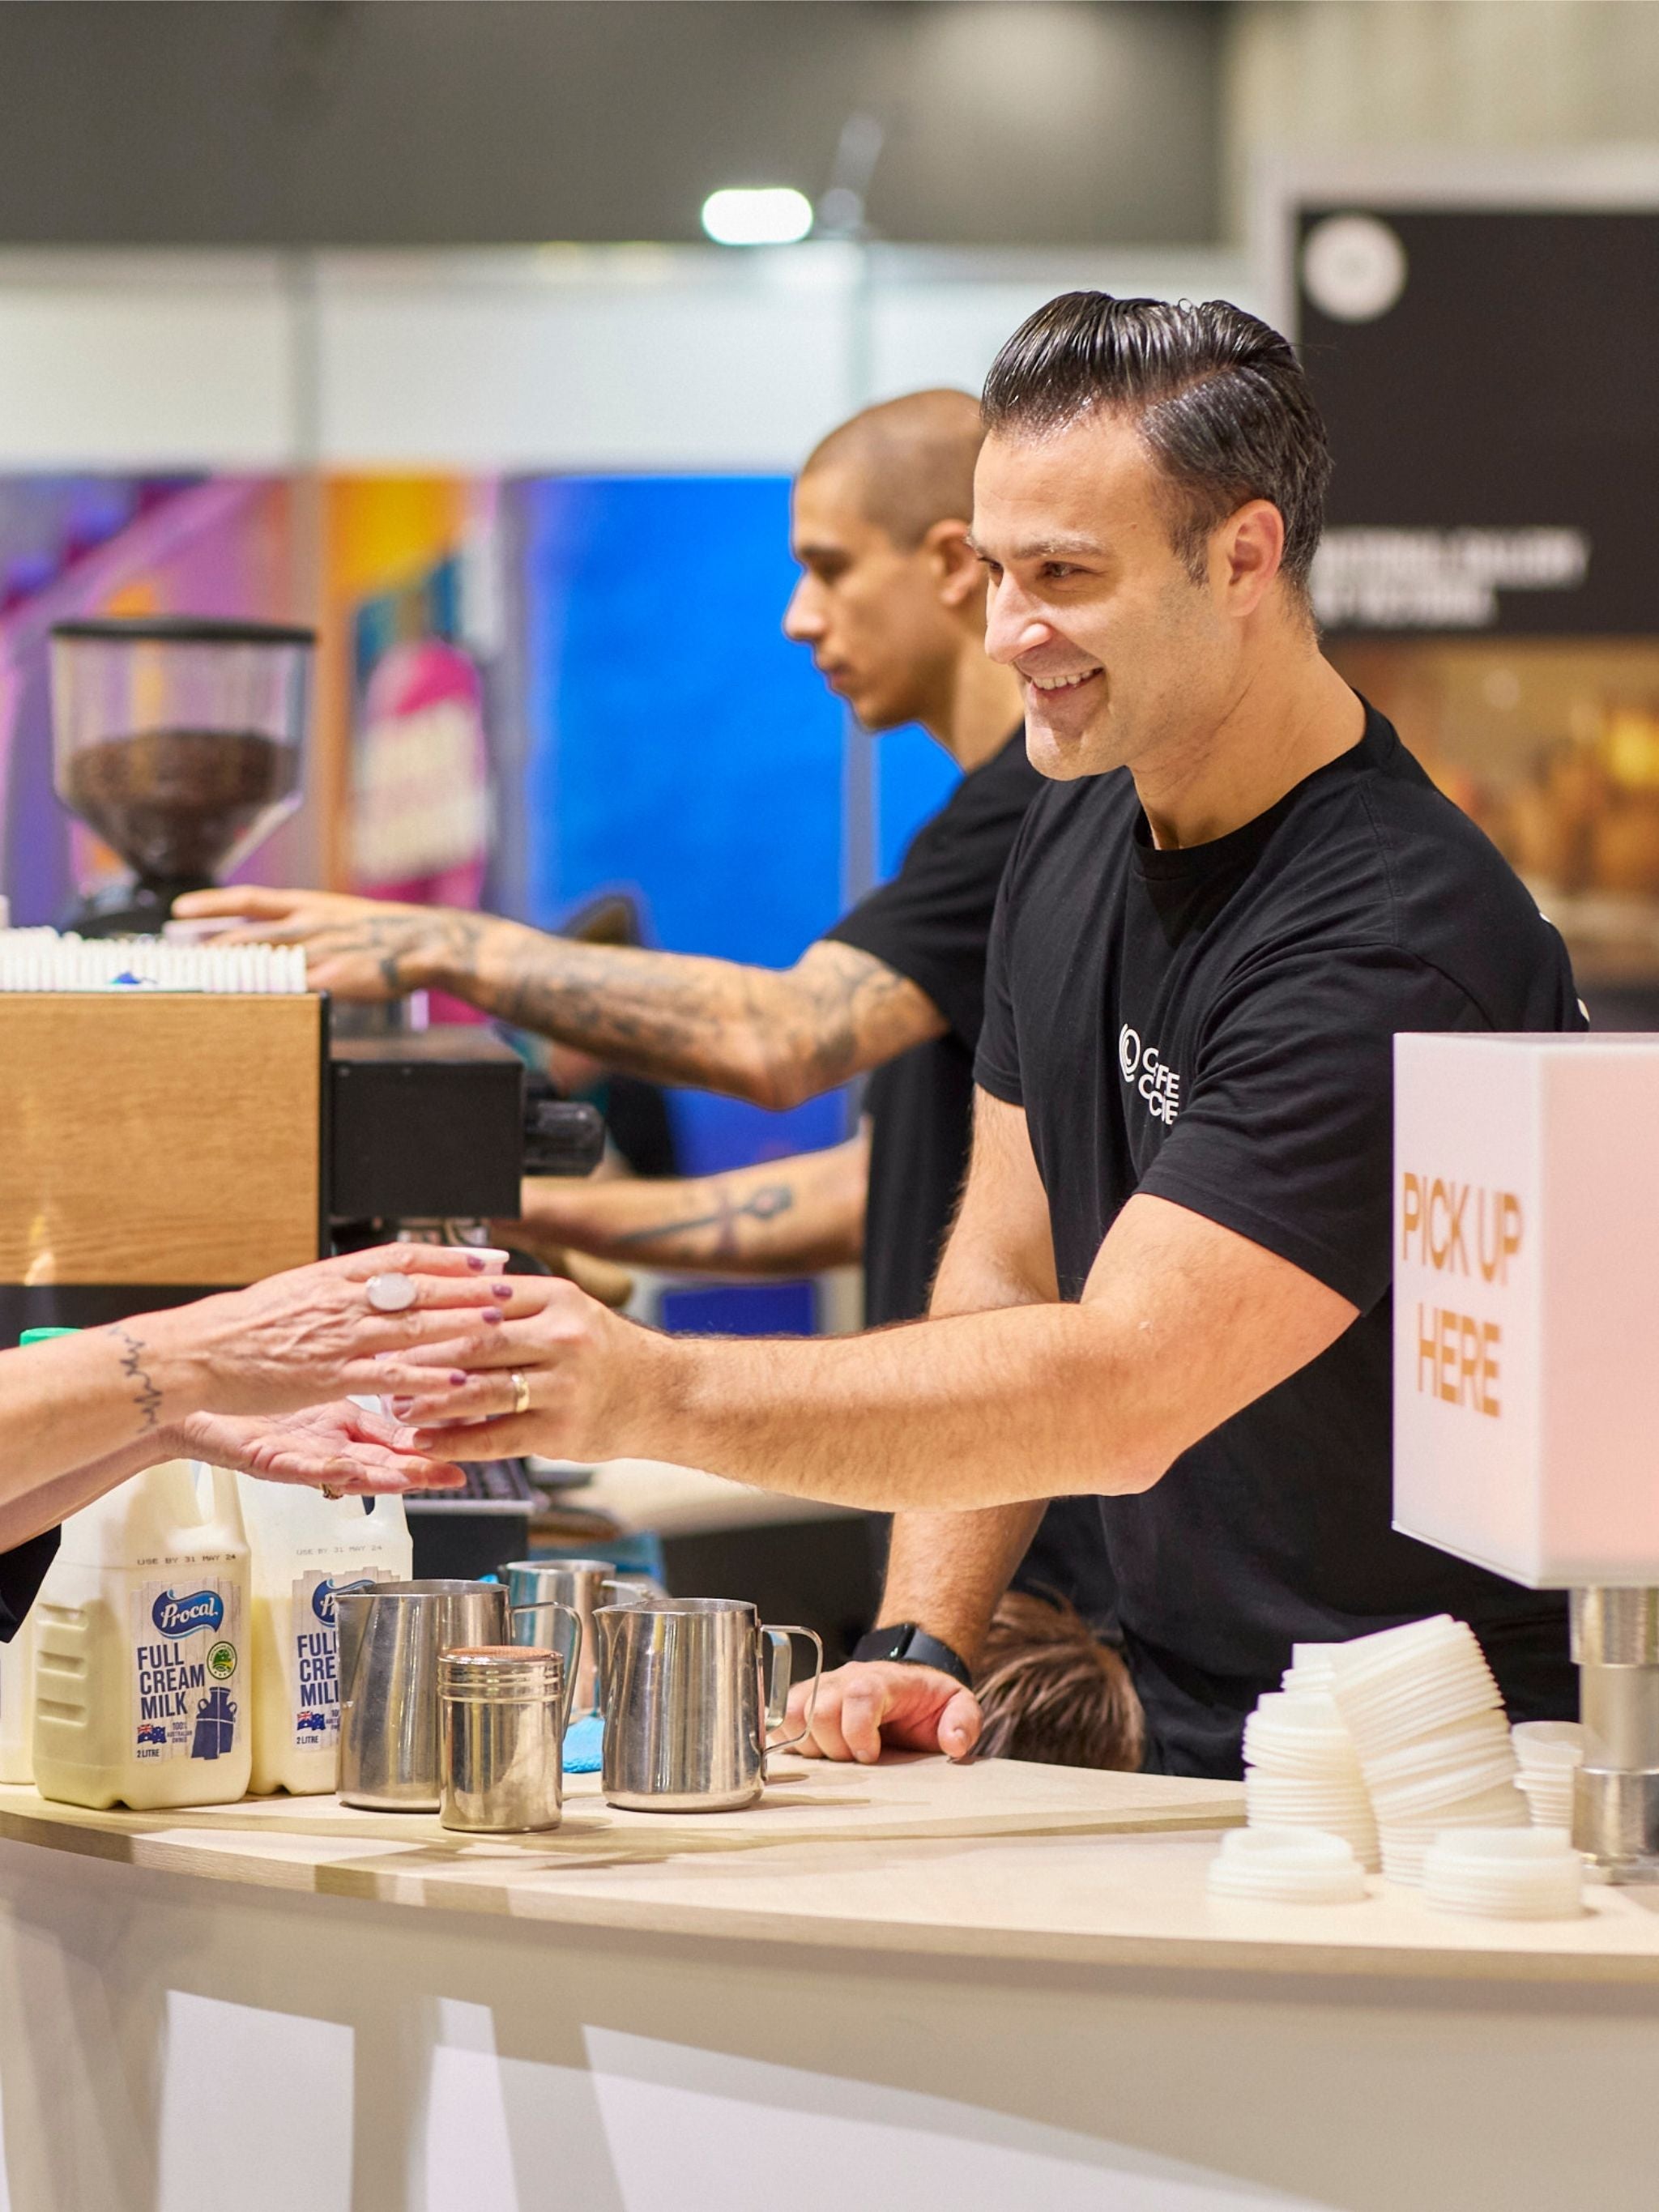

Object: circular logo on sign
[1301,213,1408,324]
[207,1641,237,1682]
[1118,1025,1142,1080]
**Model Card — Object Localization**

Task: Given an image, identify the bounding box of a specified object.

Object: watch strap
[851,1622,974,1689]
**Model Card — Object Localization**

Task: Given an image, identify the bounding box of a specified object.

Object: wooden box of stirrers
[0,992,326,1294]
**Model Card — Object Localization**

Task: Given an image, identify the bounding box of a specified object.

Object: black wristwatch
[851,1622,974,1689]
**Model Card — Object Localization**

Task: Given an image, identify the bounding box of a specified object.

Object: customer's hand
[172,885,477,1000]
[139,1244,524,1423]
[787,1661,983,1765]
[488,1229,636,1311]
[178,1400,468,1496]
[387,1275,655,1462]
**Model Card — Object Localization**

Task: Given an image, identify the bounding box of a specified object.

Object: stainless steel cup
[502,1558,659,1719]
[595,1596,823,1813]
[439,1646,572,1833]
[336,1579,580,1810]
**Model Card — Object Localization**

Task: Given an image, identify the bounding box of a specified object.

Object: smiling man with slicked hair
[390,294,1584,1784]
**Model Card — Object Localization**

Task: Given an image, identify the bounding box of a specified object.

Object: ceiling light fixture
[700,186,813,248]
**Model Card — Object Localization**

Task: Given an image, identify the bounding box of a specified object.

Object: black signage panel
[1297,207,1659,636]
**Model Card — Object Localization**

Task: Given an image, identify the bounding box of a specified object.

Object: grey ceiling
[0,2,1221,247]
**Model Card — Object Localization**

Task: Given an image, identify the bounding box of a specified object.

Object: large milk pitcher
[502,1558,660,1718]
[336,1579,579,1809]
[595,1596,823,1813]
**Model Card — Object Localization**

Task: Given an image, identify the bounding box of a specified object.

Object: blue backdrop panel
[659,1281,817,1339]
[518,475,848,1176]
[874,722,960,880]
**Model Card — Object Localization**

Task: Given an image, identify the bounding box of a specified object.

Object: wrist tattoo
[330,912,484,995]
[107,1326,164,1430]
[614,1181,795,1259]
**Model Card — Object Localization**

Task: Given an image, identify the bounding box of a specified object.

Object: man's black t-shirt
[828,730,1041,1327]
[975,701,1584,1778]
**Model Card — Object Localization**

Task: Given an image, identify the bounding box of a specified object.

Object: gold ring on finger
[510,1370,531,1417]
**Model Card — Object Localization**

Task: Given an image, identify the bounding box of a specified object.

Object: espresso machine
[0,614,602,1342]
[1393,1031,1659,1879]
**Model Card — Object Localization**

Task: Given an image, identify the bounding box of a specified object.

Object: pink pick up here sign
[1392,1033,1659,1590]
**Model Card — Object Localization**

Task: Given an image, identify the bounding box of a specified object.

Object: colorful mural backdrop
[0,467,955,1197]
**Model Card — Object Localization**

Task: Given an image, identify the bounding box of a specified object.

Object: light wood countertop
[4,1758,1659,1983]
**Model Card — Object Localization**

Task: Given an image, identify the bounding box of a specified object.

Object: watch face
[856,1625,914,1664]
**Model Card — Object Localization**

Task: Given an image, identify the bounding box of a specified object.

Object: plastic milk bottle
[32,1460,251,1811]
[241,1477,412,1796]
[0,1616,35,1784]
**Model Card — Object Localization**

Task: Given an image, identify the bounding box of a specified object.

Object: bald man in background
[183,390,1120,1713]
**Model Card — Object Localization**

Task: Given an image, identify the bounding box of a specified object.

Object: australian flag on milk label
[131,1575,242,1762]
[290,1571,376,1753]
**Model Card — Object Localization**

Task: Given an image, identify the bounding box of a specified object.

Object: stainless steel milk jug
[595,1596,822,1813]
[336,1579,578,1810]
[502,1558,659,1718]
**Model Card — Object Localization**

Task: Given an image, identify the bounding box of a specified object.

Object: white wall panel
[0,245,1259,475]
[0,254,296,469]
[313,251,860,471]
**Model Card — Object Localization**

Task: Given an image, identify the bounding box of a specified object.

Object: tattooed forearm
[513,1132,868,1277]
[107,1327,164,1430]
[457,927,947,1109]
[309,899,947,1106]
[612,1182,795,1259]
[779,944,943,1099]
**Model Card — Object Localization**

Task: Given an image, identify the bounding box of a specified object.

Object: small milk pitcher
[336,1579,579,1810]
[502,1558,660,1718]
[595,1596,823,1813]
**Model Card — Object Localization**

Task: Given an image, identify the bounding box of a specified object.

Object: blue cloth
[563,1714,604,1774]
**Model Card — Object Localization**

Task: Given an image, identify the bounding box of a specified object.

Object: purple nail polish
[490,1281,514,1299]
[482,1309,502,1325]
[449,1370,467,1386]
[466,1253,487,1272]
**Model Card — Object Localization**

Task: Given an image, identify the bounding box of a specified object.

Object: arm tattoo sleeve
[454,927,945,1106]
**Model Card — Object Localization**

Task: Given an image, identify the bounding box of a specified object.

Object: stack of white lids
[1511,1720,1584,1832]
[0,927,305,994]
[1207,1826,1367,1906]
[1243,1688,1378,1870]
[1281,1642,1340,1694]
[1422,1828,1584,1920]
[1331,1617,1525,1884]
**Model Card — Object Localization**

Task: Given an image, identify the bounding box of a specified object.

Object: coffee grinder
[50,614,311,936]
[2,611,603,1336]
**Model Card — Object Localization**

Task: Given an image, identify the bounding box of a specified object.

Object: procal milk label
[132,1575,243,1764]
[288,1571,377,1752]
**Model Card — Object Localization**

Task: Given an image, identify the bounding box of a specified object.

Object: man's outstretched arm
[399,1094,1360,1509]
[174,889,944,1110]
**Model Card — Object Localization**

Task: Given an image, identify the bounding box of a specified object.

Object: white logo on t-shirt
[1118,1025,1182,1126]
